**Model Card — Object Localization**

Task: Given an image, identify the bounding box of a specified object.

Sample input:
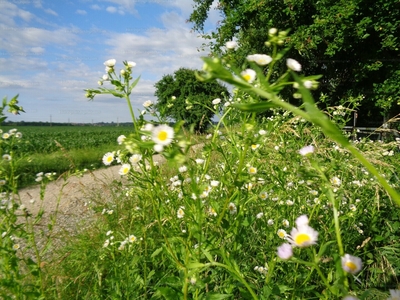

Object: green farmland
[0,125,135,188]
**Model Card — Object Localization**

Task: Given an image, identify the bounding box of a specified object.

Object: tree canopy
[154,68,229,132]
[189,0,400,126]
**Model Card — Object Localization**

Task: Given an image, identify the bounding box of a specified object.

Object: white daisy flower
[119,164,131,176]
[152,124,174,146]
[241,69,256,83]
[277,229,287,239]
[102,152,114,166]
[128,235,137,243]
[104,59,116,67]
[143,100,153,107]
[299,145,314,156]
[212,98,221,105]
[286,58,302,72]
[127,61,136,68]
[179,165,187,173]
[341,254,362,274]
[117,135,126,145]
[248,166,257,175]
[277,243,293,260]
[228,202,237,214]
[331,176,342,187]
[129,154,142,165]
[288,220,318,248]
[177,207,185,219]
[247,54,273,66]
[225,40,237,49]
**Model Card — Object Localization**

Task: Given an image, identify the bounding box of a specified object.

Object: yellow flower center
[278,231,285,238]
[345,261,357,272]
[295,233,311,246]
[107,156,113,162]
[243,74,251,82]
[158,131,168,141]
[249,167,256,174]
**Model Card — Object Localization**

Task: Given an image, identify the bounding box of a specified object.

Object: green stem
[210,262,258,299]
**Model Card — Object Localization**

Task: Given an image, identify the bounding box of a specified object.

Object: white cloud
[101,0,136,14]
[90,4,101,10]
[44,8,58,16]
[0,1,34,26]
[106,6,117,13]
[76,9,87,15]
[104,11,209,82]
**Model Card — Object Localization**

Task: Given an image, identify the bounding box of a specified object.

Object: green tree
[154,68,229,132]
[189,0,400,126]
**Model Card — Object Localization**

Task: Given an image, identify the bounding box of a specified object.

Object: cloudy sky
[0,0,220,123]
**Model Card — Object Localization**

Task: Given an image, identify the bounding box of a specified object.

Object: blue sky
[0,0,221,123]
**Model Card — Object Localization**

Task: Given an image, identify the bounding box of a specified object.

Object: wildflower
[241,69,256,83]
[286,200,294,206]
[310,190,318,196]
[0,180,6,185]
[303,80,313,89]
[288,215,318,248]
[228,202,237,214]
[256,212,264,219]
[259,129,267,135]
[119,164,131,176]
[277,229,287,239]
[15,132,22,138]
[212,98,221,105]
[104,59,116,67]
[129,154,142,165]
[210,180,219,187]
[195,158,205,165]
[349,204,357,212]
[13,244,20,250]
[118,240,127,251]
[128,235,137,243]
[277,243,293,260]
[102,74,109,81]
[388,290,400,300]
[343,296,359,300]
[117,135,126,145]
[282,219,290,227]
[248,166,257,175]
[341,254,362,274]
[299,145,314,156]
[106,230,113,236]
[286,58,302,72]
[208,207,217,217]
[143,100,153,107]
[107,210,113,215]
[247,54,273,66]
[103,239,110,248]
[251,144,260,150]
[267,219,274,226]
[178,165,187,173]
[152,124,174,146]
[2,154,11,161]
[102,152,114,166]
[127,61,136,68]
[259,191,268,200]
[274,145,279,151]
[269,28,277,35]
[226,40,237,49]
[177,207,185,219]
[331,176,342,187]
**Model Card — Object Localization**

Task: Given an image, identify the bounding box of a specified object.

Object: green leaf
[232,102,278,112]
[151,247,163,258]
[205,293,232,300]
[187,262,206,269]
[129,75,141,93]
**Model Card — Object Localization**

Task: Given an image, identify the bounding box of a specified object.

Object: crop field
[0,125,135,187]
